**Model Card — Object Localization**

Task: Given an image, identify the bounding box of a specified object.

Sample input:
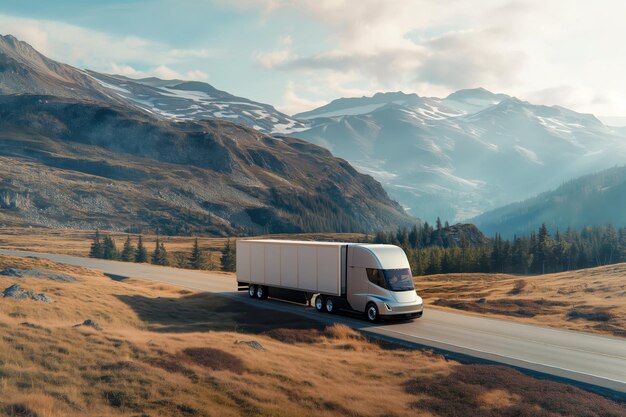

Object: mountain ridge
[472,164,626,237]
[0,34,414,235]
[290,87,626,222]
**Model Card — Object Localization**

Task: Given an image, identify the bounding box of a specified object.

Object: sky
[1,0,626,122]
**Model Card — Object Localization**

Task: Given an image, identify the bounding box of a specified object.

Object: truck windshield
[382,268,415,292]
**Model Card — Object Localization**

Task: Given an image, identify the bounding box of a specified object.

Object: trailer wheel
[256,285,268,300]
[248,285,257,298]
[315,295,325,312]
[366,303,379,323]
[325,297,336,314]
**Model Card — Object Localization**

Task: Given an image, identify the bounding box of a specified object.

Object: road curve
[2,249,625,395]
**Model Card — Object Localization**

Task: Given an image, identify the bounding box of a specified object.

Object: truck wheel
[315,295,325,312]
[366,303,379,323]
[325,297,336,314]
[248,285,257,298]
[256,285,268,300]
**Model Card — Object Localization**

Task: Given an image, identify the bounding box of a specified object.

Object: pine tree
[220,239,236,272]
[102,235,119,260]
[158,243,169,266]
[189,238,204,269]
[408,224,419,248]
[135,235,148,263]
[121,236,136,262]
[89,230,103,258]
[151,235,169,266]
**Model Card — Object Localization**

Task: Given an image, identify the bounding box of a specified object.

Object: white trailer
[236,239,423,322]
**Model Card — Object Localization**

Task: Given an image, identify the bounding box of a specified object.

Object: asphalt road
[2,249,625,395]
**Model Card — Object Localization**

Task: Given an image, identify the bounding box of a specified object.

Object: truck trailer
[236,239,423,322]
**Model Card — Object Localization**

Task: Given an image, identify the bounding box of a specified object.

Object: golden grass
[0,227,367,268]
[418,264,626,337]
[0,254,623,416]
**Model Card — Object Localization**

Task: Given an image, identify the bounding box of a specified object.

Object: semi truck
[236,239,423,322]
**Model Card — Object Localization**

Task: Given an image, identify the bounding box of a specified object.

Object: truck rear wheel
[325,297,336,314]
[248,285,256,298]
[315,295,325,312]
[256,285,268,300]
[366,303,379,323]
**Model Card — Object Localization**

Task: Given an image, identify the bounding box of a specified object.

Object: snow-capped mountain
[86,72,308,134]
[291,89,626,222]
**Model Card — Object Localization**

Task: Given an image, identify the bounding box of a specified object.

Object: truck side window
[366,268,386,289]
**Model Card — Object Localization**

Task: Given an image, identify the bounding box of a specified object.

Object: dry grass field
[418,264,626,338]
[0,254,623,417]
[0,227,366,267]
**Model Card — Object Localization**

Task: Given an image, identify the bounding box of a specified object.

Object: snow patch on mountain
[87,72,309,135]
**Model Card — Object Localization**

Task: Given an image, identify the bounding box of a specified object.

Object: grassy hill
[0,254,623,416]
[419,263,626,337]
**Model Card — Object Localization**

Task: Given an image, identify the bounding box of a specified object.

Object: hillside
[0,35,413,235]
[473,165,626,237]
[0,95,412,234]
[419,262,626,337]
[0,254,623,416]
[292,90,626,222]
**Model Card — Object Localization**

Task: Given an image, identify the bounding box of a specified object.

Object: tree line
[373,222,626,276]
[89,231,237,271]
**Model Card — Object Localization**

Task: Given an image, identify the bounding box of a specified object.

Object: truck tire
[315,295,325,312]
[256,285,268,300]
[366,303,379,323]
[248,285,257,298]
[325,297,336,314]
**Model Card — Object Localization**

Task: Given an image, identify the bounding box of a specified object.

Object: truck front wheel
[315,295,325,312]
[248,285,257,298]
[366,303,379,323]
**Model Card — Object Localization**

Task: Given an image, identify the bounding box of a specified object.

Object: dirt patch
[405,364,625,417]
[434,298,568,318]
[264,328,323,344]
[182,347,245,374]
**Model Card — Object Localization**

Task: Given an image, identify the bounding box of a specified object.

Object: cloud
[417,28,525,89]
[228,0,626,117]
[278,81,327,115]
[109,63,208,81]
[255,35,293,69]
[0,13,211,78]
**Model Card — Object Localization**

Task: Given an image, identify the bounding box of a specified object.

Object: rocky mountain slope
[292,90,626,223]
[86,72,308,134]
[0,35,413,235]
[472,165,626,237]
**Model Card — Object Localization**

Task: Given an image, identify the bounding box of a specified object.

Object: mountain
[0,35,125,105]
[0,34,305,135]
[291,89,626,222]
[472,165,626,237]
[0,34,413,235]
[86,72,308,134]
